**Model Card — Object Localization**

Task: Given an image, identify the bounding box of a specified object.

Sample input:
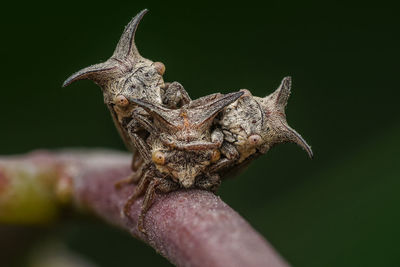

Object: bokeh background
[1,1,399,266]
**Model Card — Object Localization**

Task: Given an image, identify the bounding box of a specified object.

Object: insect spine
[63,9,190,177]
[208,76,313,178]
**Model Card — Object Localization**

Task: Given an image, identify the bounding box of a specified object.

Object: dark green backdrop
[1,1,399,266]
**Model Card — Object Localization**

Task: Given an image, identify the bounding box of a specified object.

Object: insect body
[122,91,243,232]
[210,76,313,176]
[63,10,314,234]
[63,9,189,173]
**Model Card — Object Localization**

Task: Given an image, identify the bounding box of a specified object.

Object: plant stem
[0,150,288,267]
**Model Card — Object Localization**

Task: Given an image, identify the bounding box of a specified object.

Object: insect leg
[126,116,152,163]
[209,158,235,173]
[155,178,179,193]
[221,141,240,160]
[115,115,151,189]
[137,178,178,233]
[127,132,151,162]
[115,161,148,189]
[123,168,152,218]
[211,128,224,146]
[172,81,191,105]
[209,142,240,173]
[195,173,221,192]
[162,81,191,108]
[131,150,143,171]
[130,109,157,133]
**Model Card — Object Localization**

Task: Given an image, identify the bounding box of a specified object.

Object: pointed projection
[131,91,243,133]
[112,9,148,59]
[62,9,148,88]
[265,76,313,158]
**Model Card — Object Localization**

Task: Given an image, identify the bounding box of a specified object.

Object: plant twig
[0,150,289,267]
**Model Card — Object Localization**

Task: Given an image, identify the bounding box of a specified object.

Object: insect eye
[115,95,129,107]
[247,134,262,146]
[154,62,166,76]
[152,150,166,165]
[210,149,221,163]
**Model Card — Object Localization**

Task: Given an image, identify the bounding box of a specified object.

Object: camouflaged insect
[209,76,313,178]
[122,91,243,232]
[63,9,190,174]
[63,9,313,234]
[123,77,313,232]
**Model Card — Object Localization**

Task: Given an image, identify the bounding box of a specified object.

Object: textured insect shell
[63,10,167,152]
[105,61,163,101]
[219,90,267,163]
[108,59,164,124]
[219,79,313,162]
[147,136,212,188]
[132,91,245,187]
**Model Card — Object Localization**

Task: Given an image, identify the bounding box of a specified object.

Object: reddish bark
[1,150,289,267]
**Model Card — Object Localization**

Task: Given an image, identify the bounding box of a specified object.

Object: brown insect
[123,91,243,232]
[63,9,190,176]
[210,76,313,177]
[62,9,313,235]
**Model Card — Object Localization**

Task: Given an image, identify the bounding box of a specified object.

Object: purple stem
[2,150,289,267]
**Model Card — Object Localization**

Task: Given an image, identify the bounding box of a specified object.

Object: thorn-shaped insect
[122,91,243,232]
[210,77,313,176]
[62,9,314,235]
[63,9,190,171]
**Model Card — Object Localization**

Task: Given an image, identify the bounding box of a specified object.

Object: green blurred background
[1,0,399,266]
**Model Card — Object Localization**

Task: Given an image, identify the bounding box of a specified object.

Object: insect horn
[131,91,244,131]
[266,76,313,158]
[270,76,292,111]
[112,9,148,59]
[130,98,178,128]
[62,9,148,88]
[62,61,120,87]
[279,121,314,159]
[192,91,244,128]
